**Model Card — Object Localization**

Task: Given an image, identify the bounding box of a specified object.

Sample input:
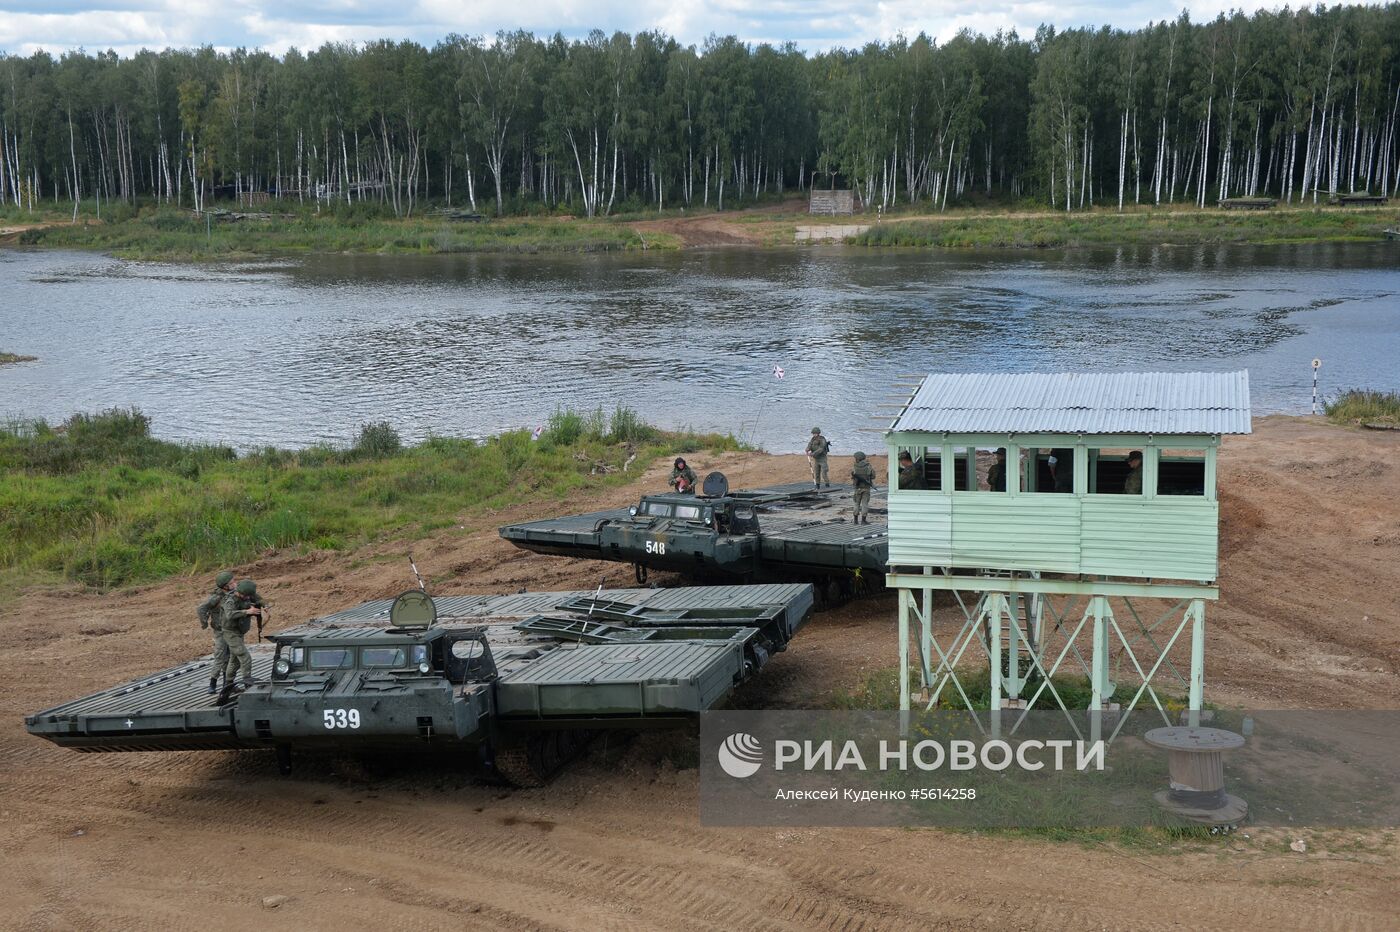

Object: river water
[1,244,1396,451]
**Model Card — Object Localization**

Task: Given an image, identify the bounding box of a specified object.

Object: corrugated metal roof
[886,371,1251,435]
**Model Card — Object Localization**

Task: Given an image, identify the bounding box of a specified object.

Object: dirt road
[3,416,1397,929]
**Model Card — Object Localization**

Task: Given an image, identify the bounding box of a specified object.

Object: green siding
[884,435,1222,582]
[949,496,1081,573]
[1081,498,1218,581]
[887,491,1219,581]
[887,493,952,565]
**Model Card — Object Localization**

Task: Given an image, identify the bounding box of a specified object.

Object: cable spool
[1144,726,1248,828]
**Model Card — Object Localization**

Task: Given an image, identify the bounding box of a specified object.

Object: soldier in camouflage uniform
[806,428,831,488]
[197,570,236,694]
[850,452,876,524]
[220,579,265,690]
[1123,451,1144,495]
[669,457,698,493]
[897,451,927,490]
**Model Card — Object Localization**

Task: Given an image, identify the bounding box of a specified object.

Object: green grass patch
[0,406,745,590]
[850,205,1399,249]
[13,202,676,259]
[0,352,38,366]
[1324,389,1400,428]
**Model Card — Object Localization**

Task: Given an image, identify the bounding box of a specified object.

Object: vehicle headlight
[629,506,638,517]
[274,658,292,677]
[417,660,431,674]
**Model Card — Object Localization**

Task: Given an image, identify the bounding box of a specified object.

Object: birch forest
[2,4,1399,217]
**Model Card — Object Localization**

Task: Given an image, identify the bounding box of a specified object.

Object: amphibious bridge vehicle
[498,476,888,603]
[25,583,813,786]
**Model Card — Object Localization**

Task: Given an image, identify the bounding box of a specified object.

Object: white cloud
[0,0,1387,56]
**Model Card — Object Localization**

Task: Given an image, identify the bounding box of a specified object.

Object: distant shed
[809,189,855,215]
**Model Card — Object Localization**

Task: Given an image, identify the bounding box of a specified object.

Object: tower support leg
[898,587,911,713]
[1188,598,1205,726]
[1089,596,1109,743]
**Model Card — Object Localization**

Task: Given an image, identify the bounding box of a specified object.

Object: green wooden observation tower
[879,371,1251,737]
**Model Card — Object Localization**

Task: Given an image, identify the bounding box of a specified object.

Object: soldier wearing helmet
[197,571,236,694]
[669,457,697,494]
[805,427,831,488]
[218,579,266,691]
[850,452,877,524]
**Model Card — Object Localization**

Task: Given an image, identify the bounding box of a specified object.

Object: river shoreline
[4,199,1397,259]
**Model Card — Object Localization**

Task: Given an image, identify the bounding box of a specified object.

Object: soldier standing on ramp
[850,452,876,524]
[197,570,236,694]
[219,580,265,692]
[806,427,831,488]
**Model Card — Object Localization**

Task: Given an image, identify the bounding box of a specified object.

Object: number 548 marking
[645,539,666,555]
[323,709,361,729]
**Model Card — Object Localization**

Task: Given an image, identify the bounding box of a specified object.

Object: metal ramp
[25,650,275,751]
[553,596,785,627]
[495,641,748,718]
[514,615,659,643]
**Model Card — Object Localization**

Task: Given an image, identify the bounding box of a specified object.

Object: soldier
[806,427,831,488]
[1049,447,1075,493]
[897,451,926,490]
[669,457,697,493]
[197,570,236,694]
[986,448,1008,492]
[219,580,265,691]
[850,452,877,524]
[1123,450,1144,495]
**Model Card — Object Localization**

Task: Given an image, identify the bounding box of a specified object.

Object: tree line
[2,4,1398,218]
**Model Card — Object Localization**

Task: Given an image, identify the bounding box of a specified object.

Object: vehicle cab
[233,592,497,749]
[601,492,762,578]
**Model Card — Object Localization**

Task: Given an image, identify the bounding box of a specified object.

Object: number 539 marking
[645,539,666,555]
[322,709,361,729]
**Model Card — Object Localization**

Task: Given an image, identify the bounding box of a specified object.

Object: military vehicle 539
[498,475,887,604]
[25,584,812,786]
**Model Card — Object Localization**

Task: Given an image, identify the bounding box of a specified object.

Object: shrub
[543,407,585,446]
[353,421,402,458]
[608,405,656,444]
[1324,389,1400,426]
[583,406,608,441]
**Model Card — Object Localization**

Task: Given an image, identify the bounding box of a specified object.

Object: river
[1,244,1396,451]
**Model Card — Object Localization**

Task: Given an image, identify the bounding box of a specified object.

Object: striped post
[1311,358,1321,414]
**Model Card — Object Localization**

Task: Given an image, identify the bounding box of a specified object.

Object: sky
[0,0,1387,57]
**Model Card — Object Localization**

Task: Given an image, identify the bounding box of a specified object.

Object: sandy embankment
[2,415,1397,928]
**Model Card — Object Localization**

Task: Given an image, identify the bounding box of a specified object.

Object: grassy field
[1325,389,1400,428]
[849,204,1399,248]
[7,202,678,259]
[6,195,1397,257]
[0,407,741,591]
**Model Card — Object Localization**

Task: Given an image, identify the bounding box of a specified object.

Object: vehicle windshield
[361,646,408,668]
[306,647,354,670]
[641,500,672,517]
[674,504,703,520]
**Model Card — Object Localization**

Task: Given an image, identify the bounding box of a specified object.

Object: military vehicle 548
[499,476,888,604]
[25,584,812,786]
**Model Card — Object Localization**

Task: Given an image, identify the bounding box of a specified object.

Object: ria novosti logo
[717,732,763,778]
